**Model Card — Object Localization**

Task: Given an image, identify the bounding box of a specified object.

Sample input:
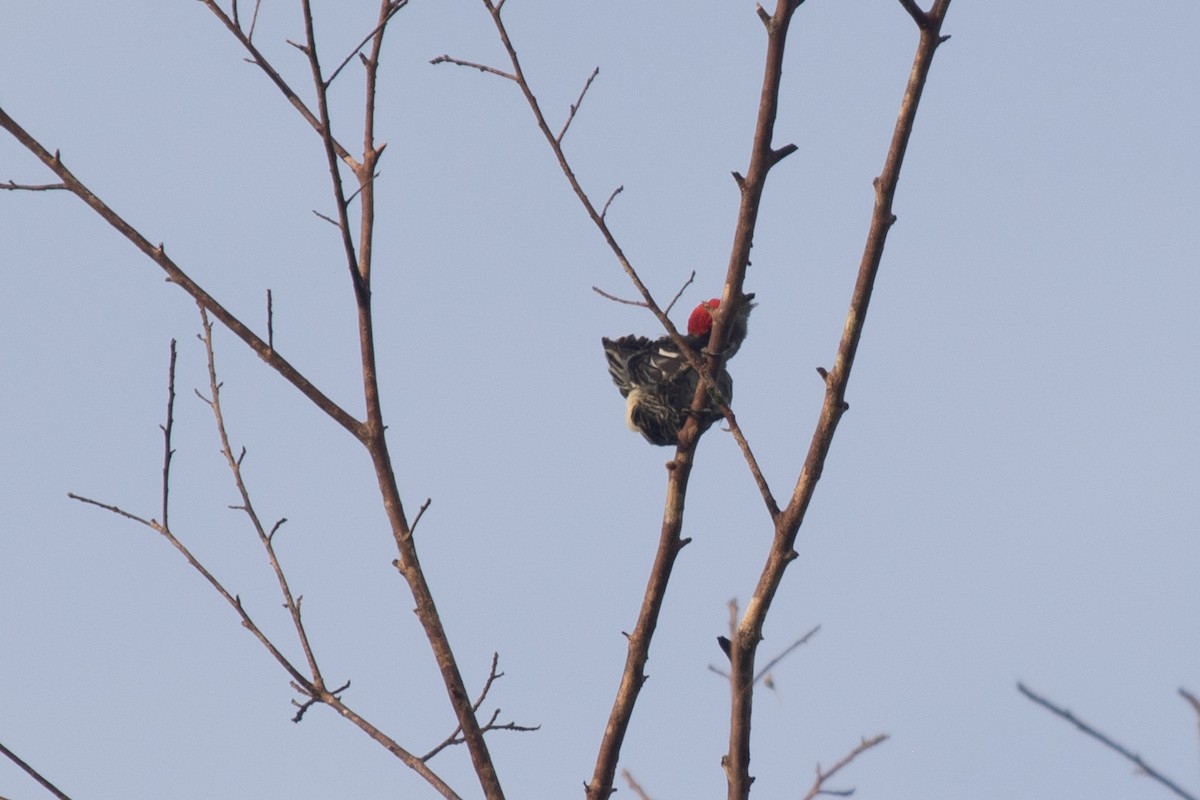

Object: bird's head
[686,298,722,338]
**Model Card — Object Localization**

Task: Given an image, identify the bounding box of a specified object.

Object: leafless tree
[0,2,953,798]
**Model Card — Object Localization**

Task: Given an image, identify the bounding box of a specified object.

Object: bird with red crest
[602,293,755,446]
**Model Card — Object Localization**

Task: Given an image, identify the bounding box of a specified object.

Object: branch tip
[771,143,798,165]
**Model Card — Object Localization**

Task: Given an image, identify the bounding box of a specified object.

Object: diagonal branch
[557,66,600,144]
[801,734,890,800]
[0,106,363,438]
[0,741,74,800]
[1019,683,1198,800]
[197,306,326,689]
[196,0,358,168]
[326,0,409,87]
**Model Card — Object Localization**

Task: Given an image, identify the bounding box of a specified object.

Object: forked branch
[725,3,953,798]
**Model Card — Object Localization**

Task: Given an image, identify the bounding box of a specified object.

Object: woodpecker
[602,295,754,446]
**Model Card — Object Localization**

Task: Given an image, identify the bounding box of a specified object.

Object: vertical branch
[159,339,177,530]
[297,0,365,301]
[587,455,695,800]
[724,4,953,798]
[315,2,506,796]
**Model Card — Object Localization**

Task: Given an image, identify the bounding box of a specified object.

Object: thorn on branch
[816,366,829,380]
[732,171,745,189]
[756,3,771,26]
[286,39,308,55]
[266,288,274,351]
[938,34,952,45]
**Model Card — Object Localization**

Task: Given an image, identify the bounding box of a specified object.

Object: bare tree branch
[725,3,953,797]
[1018,683,1198,800]
[599,184,623,220]
[197,307,327,688]
[420,653,540,762]
[591,286,649,307]
[754,624,819,686]
[621,770,654,800]
[0,106,364,437]
[897,0,929,28]
[1181,688,1200,769]
[196,0,359,167]
[557,66,600,144]
[430,54,516,81]
[0,741,74,800]
[800,734,890,800]
[327,1,409,87]
[663,271,697,316]
[159,339,177,530]
[2,179,67,191]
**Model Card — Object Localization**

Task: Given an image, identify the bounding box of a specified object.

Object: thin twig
[420,653,540,762]
[327,0,408,86]
[197,306,326,689]
[159,340,177,530]
[600,185,623,220]
[0,741,74,800]
[410,497,432,535]
[299,0,365,300]
[1018,683,1198,800]
[800,734,890,800]
[2,179,67,191]
[1181,688,1200,769]
[195,1,358,168]
[591,286,647,307]
[430,54,516,81]
[753,624,819,685]
[663,271,696,316]
[621,770,654,800]
[0,107,364,437]
[556,66,600,143]
[247,0,262,40]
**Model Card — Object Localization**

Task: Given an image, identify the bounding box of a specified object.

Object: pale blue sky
[2,2,1198,799]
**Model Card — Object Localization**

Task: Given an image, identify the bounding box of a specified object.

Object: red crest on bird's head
[687,298,721,337]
